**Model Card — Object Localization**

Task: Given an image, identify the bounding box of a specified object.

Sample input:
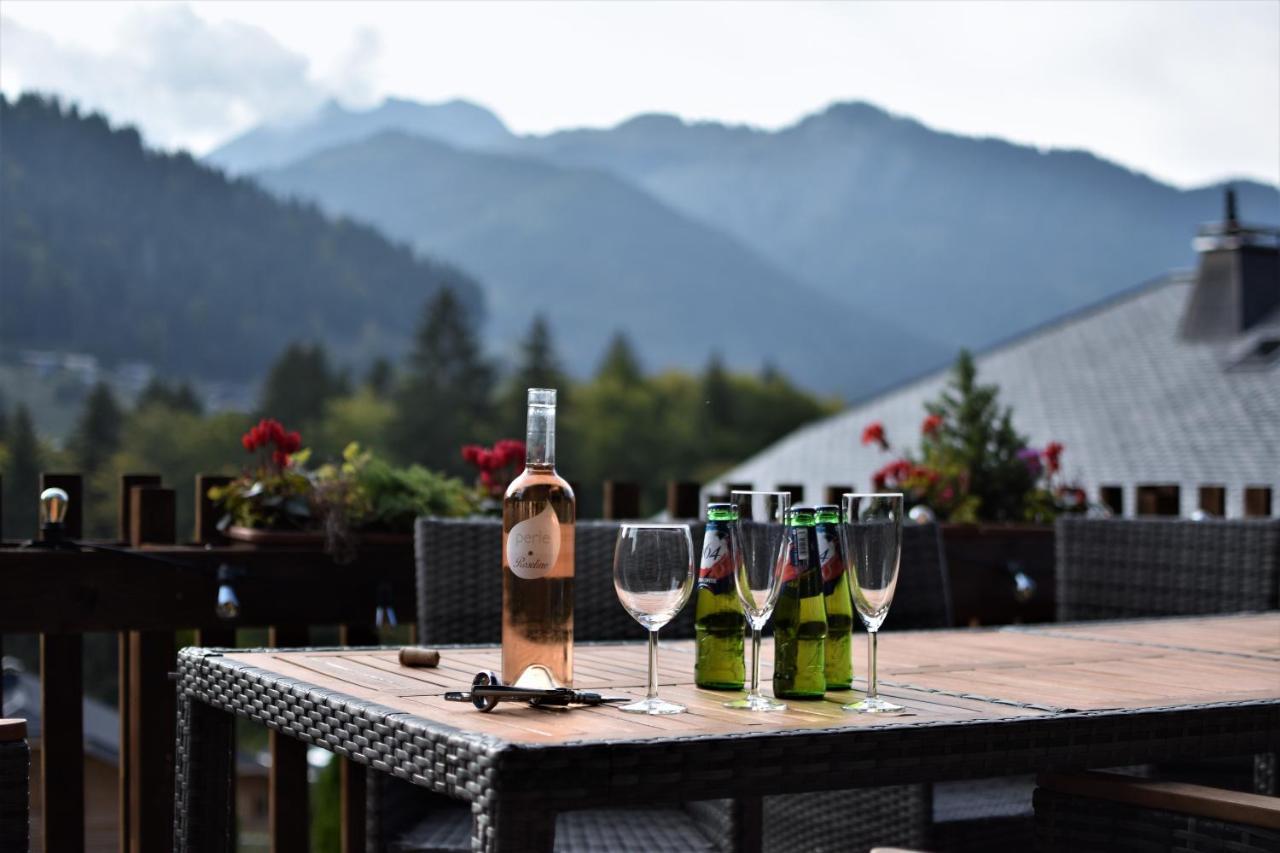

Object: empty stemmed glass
[613,523,696,714]
[841,493,905,714]
[724,490,791,712]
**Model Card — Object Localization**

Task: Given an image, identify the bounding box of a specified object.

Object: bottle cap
[527,388,556,407]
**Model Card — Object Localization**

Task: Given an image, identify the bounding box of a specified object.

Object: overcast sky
[2,1,1277,188]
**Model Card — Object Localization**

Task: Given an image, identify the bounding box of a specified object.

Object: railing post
[269,625,310,853]
[40,632,84,853]
[338,624,378,853]
[119,473,162,543]
[666,481,701,519]
[195,473,232,546]
[602,481,641,520]
[824,485,853,506]
[39,472,85,853]
[126,485,178,853]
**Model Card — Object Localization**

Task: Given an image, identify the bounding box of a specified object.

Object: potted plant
[209,418,318,544]
[210,420,478,558]
[862,351,1087,624]
[460,439,526,515]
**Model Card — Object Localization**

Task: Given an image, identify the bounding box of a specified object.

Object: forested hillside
[0,94,483,379]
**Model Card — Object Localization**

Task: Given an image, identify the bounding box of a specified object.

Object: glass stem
[867,629,878,699]
[750,627,762,697]
[647,629,659,701]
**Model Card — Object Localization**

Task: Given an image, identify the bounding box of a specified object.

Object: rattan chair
[0,719,29,853]
[1056,516,1280,795]
[1056,517,1280,620]
[1033,770,1280,852]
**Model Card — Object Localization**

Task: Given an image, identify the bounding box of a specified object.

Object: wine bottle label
[781,528,811,584]
[697,526,735,594]
[506,504,561,579]
[816,525,845,596]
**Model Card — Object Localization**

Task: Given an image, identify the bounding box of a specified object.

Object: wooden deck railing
[0,472,703,853]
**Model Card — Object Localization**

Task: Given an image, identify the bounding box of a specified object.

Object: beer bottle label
[780,528,810,584]
[816,525,845,596]
[697,526,735,594]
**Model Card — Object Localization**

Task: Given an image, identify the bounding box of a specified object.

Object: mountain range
[211,97,1280,396]
[1,94,482,380]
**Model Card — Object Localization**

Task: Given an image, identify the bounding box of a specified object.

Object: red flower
[922,414,943,437]
[861,421,888,450]
[281,431,303,454]
[941,486,954,502]
[272,449,290,468]
[1044,442,1064,474]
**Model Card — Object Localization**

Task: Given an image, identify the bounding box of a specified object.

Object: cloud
[0,6,364,152]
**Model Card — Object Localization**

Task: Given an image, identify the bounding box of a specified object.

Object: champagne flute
[841,493,905,714]
[724,490,790,712]
[613,523,696,714]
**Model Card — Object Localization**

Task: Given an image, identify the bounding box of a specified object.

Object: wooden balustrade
[0,472,703,852]
[0,471,417,853]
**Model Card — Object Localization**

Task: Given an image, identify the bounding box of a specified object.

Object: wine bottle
[502,388,576,688]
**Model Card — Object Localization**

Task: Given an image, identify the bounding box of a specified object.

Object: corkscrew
[445,671,631,712]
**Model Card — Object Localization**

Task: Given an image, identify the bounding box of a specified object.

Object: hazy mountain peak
[207,95,511,174]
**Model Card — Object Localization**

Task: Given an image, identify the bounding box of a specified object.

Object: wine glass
[724,490,790,712]
[613,523,696,714]
[841,493,905,714]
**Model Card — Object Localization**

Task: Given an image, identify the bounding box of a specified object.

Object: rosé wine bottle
[502,388,575,687]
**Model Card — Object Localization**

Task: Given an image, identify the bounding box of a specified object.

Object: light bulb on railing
[375,581,397,630]
[41,487,69,525]
[215,564,241,620]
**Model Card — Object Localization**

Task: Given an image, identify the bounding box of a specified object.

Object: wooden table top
[222,613,1280,746]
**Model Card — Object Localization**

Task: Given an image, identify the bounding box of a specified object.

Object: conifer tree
[137,379,204,415]
[596,332,644,385]
[258,343,348,428]
[70,381,123,475]
[500,315,570,437]
[2,405,41,537]
[924,349,1033,521]
[392,289,494,473]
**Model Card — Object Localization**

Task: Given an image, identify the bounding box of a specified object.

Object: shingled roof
[708,270,1280,518]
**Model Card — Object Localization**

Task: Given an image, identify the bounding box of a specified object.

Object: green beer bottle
[695,503,746,689]
[773,505,827,699]
[815,504,853,690]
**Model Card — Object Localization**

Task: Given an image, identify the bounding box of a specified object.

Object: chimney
[1180,188,1280,341]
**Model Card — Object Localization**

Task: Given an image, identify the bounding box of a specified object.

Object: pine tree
[392,289,494,473]
[596,332,644,385]
[500,315,570,437]
[258,342,348,429]
[2,405,42,538]
[137,379,204,415]
[365,357,394,397]
[70,381,123,474]
[925,350,1033,521]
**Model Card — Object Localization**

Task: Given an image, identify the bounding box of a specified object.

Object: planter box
[940,523,1056,625]
[225,526,413,547]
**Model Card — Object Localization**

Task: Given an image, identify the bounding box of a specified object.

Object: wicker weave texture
[0,740,29,853]
[1032,786,1280,853]
[1055,517,1280,621]
[415,518,701,646]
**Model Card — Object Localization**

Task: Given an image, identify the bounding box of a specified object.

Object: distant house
[708,193,1279,518]
[3,663,269,852]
